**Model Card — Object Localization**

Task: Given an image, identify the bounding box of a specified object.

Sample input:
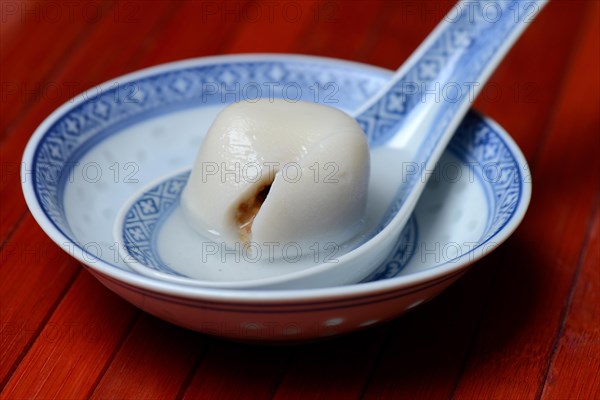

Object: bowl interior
[27,56,527,290]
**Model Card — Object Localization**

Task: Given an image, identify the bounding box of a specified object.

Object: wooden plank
[181,340,292,400]
[0,0,115,133]
[294,0,387,61]
[450,1,600,398]
[360,1,588,398]
[0,0,44,55]
[474,0,594,159]
[89,313,207,399]
[539,2,600,397]
[0,0,182,390]
[133,0,250,68]
[224,0,320,54]
[0,271,139,399]
[0,0,177,242]
[0,215,80,387]
[540,203,600,399]
[361,267,496,400]
[1,1,177,388]
[271,326,388,400]
[366,0,455,70]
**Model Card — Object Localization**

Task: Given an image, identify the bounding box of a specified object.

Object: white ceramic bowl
[22,55,531,341]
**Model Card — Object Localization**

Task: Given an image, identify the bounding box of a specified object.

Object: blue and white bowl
[22,55,531,341]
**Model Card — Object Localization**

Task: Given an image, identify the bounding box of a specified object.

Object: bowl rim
[21,53,532,303]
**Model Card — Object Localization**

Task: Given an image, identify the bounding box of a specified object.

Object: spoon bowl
[112,145,421,289]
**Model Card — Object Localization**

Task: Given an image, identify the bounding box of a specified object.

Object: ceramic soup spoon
[115,0,546,289]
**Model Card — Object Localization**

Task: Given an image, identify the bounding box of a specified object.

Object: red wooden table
[1,1,598,398]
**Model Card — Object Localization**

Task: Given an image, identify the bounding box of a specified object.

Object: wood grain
[225,0,321,54]
[0,0,116,134]
[1,5,185,388]
[134,0,252,67]
[0,1,177,243]
[540,203,600,400]
[541,4,600,397]
[0,215,80,387]
[272,326,389,400]
[294,0,387,61]
[182,340,292,400]
[365,0,455,70]
[1,1,598,399]
[451,1,600,398]
[90,314,206,399]
[1,272,138,399]
[361,267,495,400]
[361,2,592,399]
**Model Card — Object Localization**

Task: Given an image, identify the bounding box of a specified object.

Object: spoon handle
[354,0,547,151]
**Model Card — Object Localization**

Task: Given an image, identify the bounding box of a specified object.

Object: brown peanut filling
[236,183,272,242]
